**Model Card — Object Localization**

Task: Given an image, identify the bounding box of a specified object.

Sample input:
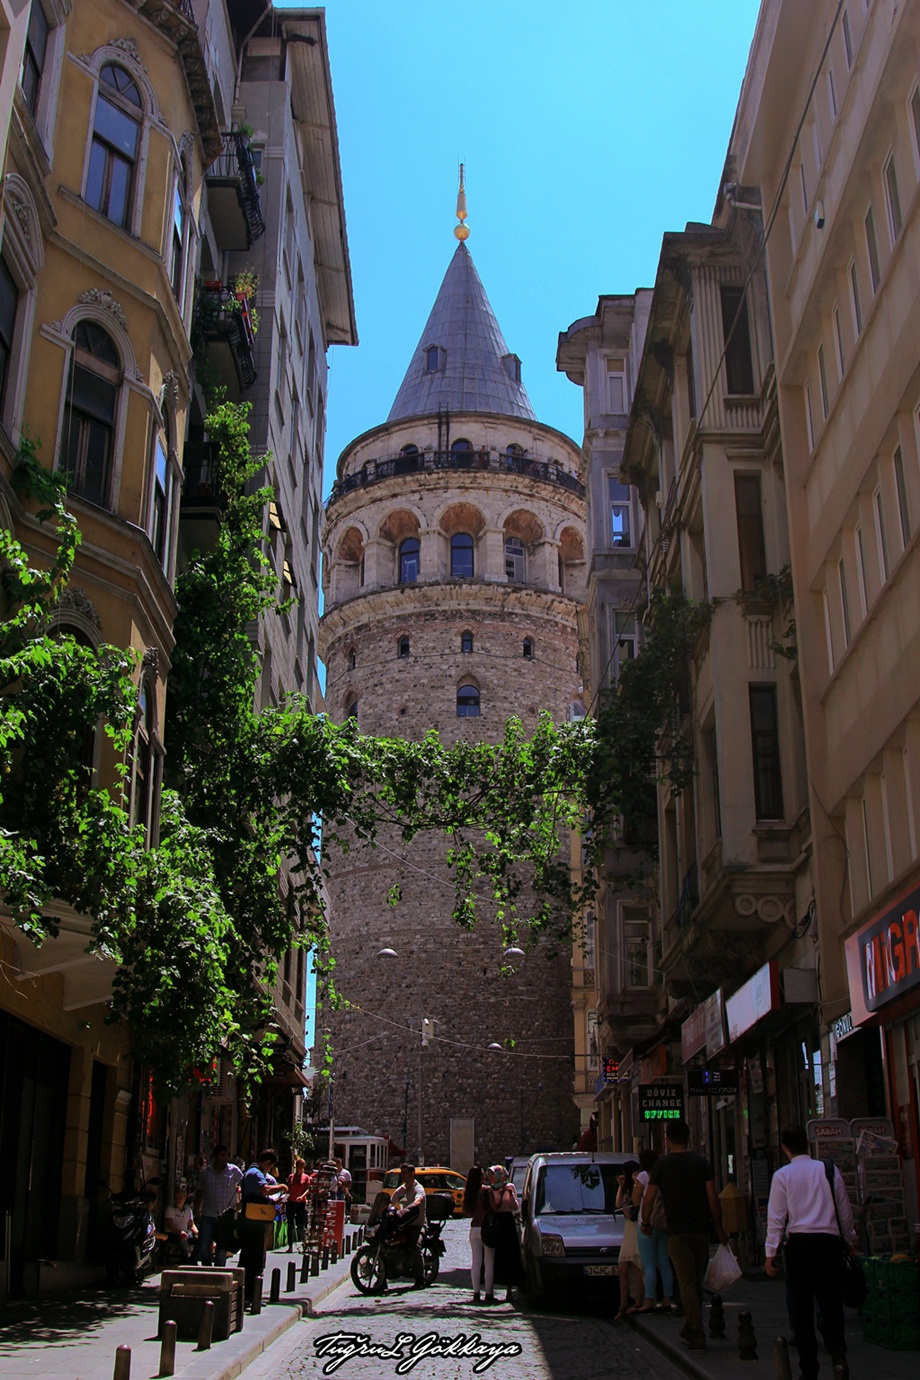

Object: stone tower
[319,202,586,1170]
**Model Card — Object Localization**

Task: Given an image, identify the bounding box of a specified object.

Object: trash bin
[158,1267,244,1340]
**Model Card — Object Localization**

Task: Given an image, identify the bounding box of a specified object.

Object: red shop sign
[845,881,920,1023]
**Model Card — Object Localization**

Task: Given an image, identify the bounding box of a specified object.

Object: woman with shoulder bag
[485,1165,522,1305]
[462,1166,495,1304]
[636,1148,674,1313]
[614,1160,646,1319]
[239,1149,286,1307]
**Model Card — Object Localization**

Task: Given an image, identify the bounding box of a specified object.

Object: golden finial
[454,162,470,241]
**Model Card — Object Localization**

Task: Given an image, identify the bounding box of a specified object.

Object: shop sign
[844,881,920,1022]
[726,962,780,1043]
[687,1068,739,1096]
[603,1056,620,1083]
[638,1083,685,1121]
[831,1012,855,1043]
[681,1004,708,1062]
[806,1118,850,1142]
[849,1117,893,1141]
[705,989,727,1058]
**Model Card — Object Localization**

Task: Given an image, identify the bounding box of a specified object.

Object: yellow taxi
[380,1166,467,1216]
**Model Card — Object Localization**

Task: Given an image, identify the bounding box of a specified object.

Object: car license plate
[584,1265,615,1276]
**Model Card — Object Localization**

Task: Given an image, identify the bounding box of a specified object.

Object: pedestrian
[636,1148,674,1313]
[239,1149,286,1306]
[486,1164,522,1305]
[334,1155,353,1204]
[390,1162,426,1288]
[614,1160,646,1319]
[285,1156,311,1253]
[193,1144,243,1267]
[765,1125,857,1380]
[156,1185,198,1262]
[462,1165,494,1304]
[641,1119,727,1353]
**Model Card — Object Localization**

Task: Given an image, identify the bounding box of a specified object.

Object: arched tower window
[505,535,525,583]
[450,532,474,578]
[87,63,143,229]
[398,636,410,658]
[60,320,121,508]
[399,536,419,583]
[523,637,534,659]
[399,443,419,457]
[461,630,473,654]
[346,698,359,721]
[349,648,357,670]
[457,684,480,718]
[451,437,472,453]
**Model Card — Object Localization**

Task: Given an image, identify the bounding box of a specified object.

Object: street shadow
[0,1284,160,1348]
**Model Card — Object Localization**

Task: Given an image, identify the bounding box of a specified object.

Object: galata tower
[319,187,586,1170]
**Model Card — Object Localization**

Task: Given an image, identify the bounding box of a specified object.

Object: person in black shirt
[642,1120,727,1352]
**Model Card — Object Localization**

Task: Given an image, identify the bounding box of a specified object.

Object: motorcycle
[103,1182,159,1286]
[350,1192,451,1294]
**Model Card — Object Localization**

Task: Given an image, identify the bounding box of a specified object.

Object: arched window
[346,698,359,721]
[451,437,472,453]
[399,536,419,583]
[450,532,474,578]
[398,636,410,658]
[0,255,18,416]
[523,637,534,660]
[60,320,121,507]
[399,444,419,457]
[349,648,357,670]
[457,684,480,718]
[86,64,143,229]
[505,443,525,458]
[461,630,473,654]
[170,156,191,304]
[505,536,525,583]
[150,429,174,569]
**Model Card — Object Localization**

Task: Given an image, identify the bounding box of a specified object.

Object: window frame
[148,427,178,578]
[865,206,881,294]
[749,683,784,820]
[20,1,51,120]
[832,304,846,378]
[59,320,122,509]
[854,524,869,616]
[734,472,767,590]
[817,342,829,419]
[610,610,637,686]
[873,485,890,583]
[131,673,162,848]
[504,535,525,583]
[456,684,480,718]
[892,445,911,550]
[397,636,410,659]
[848,259,862,338]
[460,630,473,654]
[398,536,420,584]
[720,283,756,395]
[85,62,144,232]
[607,475,634,549]
[450,531,474,578]
[883,152,903,244]
[0,256,19,422]
[838,555,851,647]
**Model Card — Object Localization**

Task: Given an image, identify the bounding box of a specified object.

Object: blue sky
[280,0,763,486]
[282,0,763,1056]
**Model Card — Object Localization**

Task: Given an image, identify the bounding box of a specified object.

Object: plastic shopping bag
[704,1243,743,1293]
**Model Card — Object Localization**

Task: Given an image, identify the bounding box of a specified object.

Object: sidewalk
[631,1270,919,1380]
[0,1246,352,1380]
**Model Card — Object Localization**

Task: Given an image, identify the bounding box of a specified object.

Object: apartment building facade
[733,0,920,1227]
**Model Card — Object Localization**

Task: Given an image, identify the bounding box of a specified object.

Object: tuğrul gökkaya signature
[312,1330,523,1374]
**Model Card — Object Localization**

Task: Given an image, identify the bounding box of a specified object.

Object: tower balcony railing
[205,132,266,248]
[326,447,585,507]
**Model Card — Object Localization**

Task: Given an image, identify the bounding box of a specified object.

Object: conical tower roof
[387,241,537,422]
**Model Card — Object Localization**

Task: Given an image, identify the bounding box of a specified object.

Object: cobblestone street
[243,1221,685,1380]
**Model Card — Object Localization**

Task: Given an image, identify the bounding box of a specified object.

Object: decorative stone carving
[55,587,102,631]
[161,371,180,409]
[110,38,143,68]
[142,647,160,677]
[78,289,129,331]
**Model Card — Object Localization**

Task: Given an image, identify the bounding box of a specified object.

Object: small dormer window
[502,353,521,383]
[425,345,443,373]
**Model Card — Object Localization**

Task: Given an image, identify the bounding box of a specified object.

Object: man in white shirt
[765,1125,857,1380]
[390,1163,426,1287]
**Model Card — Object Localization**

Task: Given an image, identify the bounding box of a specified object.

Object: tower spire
[454,162,469,241]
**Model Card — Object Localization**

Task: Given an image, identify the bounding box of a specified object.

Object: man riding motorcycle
[389,1162,426,1288]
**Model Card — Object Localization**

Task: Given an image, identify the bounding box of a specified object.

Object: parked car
[519,1151,633,1302]
[379,1166,467,1215]
[507,1156,532,1194]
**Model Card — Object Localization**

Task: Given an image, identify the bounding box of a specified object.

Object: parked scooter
[103,1182,159,1286]
[350,1192,450,1294]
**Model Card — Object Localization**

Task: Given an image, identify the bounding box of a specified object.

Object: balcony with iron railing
[193,281,257,393]
[326,447,586,508]
[205,132,266,250]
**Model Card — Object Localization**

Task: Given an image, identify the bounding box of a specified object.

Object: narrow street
[243,1221,685,1380]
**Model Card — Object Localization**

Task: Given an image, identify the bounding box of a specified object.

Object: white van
[519,1151,634,1302]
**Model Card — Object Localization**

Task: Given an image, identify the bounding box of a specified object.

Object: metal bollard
[113,1344,132,1380]
[287,1260,296,1292]
[197,1300,214,1351]
[270,1266,281,1303]
[709,1294,726,1338]
[331,1241,339,1265]
[158,1321,177,1377]
[310,1252,320,1277]
[251,1276,263,1315]
[345,1234,351,1254]
[738,1310,758,1361]
[300,1252,310,1283]
[774,1336,792,1380]
[321,1245,330,1270]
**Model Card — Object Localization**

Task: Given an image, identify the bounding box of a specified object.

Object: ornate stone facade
[320,240,586,1169]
